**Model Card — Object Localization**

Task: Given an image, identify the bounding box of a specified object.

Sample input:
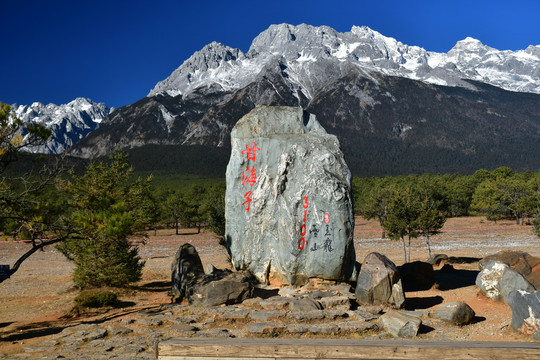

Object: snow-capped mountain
[149,24,540,99]
[72,23,540,175]
[12,97,110,154]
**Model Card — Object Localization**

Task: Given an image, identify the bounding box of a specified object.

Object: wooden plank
[159,357,276,360]
[157,338,540,360]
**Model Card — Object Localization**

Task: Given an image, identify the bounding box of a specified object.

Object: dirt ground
[1,216,539,351]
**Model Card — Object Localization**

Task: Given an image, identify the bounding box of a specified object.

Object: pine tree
[382,186,420,263]
[57,150,154,288]
[417,196,446,258]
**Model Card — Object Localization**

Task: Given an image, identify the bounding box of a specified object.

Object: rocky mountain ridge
[11,98,110,154]
[149,24,540,98]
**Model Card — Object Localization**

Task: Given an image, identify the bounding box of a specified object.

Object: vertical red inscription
[242,166,257,187]
[241,142,260,212]
[241,142,260,162]
[243,191,253,211]
[299,196,308,250]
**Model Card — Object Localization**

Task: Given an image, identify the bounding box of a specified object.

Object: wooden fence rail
[157,337,540,360]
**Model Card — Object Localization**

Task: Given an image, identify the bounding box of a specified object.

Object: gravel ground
[0,216,539,358]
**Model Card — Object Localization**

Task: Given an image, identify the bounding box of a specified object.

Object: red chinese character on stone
[241,142,261,162]
[243,191,253,211]
[242,166,257,187]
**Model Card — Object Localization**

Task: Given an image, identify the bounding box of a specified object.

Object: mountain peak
[525,45,540,57]
[248,23,339,56]
[461,36,482,43]
[350,25,384,40]
[451,37,492,52]
[148,41,247,97]
[186,41,245,70]
[149,23,540,100]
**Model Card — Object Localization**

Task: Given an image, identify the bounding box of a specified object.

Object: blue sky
[1,0,538,108]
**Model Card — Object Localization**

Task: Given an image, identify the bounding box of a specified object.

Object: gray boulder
[380,311,422,338]
[507,290,540,340]
[431,301,475,326]
[224,106,355,285]
[171,243,205,302]
[355,252,405,309]
[476,260,535,302]
[188,271,256,306]
[479,251,540,289]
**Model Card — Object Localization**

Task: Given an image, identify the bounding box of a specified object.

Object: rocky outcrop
[476,260,535,302]
[507,290,540,340]
[225,106,355,285]
[355,253,405,309]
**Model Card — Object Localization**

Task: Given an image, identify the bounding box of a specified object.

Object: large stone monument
[225,106,355,285]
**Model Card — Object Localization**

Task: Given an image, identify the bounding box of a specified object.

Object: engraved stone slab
[225,106,355,285]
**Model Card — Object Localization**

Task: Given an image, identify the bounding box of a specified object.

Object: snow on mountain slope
[12,97,110,154]
[149,41,255,98]
[149,24,540,99]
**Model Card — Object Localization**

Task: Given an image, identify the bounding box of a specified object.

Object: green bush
[534,214,540,238]
[19,227,32,241]
[74,289,119,308]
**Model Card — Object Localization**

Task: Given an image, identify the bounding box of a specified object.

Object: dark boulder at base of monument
[355,252,405,309]
[225,106,355,285]
[171,243,256,306]
[171,243,205,303]
[187,270,256,307]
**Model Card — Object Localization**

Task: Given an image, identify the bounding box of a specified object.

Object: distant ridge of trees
[123,142,540,179]
[8,141,540,180]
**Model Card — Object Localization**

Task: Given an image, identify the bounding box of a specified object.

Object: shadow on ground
[0,322,67,343]
[136,281,172,292]
[404,296,444,310]
[446,257,482,264]
[418,324,436,334]
[253,287,280,299]
[434,265,479,291]
[472,316,487,324]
